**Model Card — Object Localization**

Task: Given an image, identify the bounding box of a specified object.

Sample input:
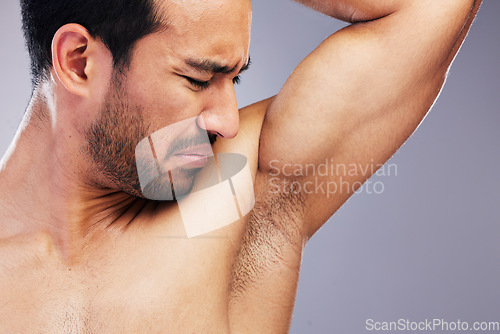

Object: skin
[0,0,481,332]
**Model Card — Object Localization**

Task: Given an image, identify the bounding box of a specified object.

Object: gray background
[1,0,499,333]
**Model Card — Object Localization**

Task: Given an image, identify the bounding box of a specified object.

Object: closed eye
[183,76,210,90]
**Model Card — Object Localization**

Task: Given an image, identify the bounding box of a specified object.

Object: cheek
[127,78,203,128]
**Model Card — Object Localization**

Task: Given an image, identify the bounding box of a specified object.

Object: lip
[174,144,213,157]
[172,144,213,169]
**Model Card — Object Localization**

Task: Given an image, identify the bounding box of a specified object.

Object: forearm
[294,0,405,22]
[294,0,481,80]
[294,0,478,23]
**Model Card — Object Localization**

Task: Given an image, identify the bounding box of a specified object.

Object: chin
[139,168,200,201]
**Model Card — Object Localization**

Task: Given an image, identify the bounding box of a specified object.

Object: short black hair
[20,0,166,86]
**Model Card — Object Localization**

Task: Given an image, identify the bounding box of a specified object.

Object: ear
[51,24,110,97]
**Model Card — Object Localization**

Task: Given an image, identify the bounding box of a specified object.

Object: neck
[0,90,148,262]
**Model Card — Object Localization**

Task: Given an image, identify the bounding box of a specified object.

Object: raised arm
[295,0,407,22]
[258,0,481,238]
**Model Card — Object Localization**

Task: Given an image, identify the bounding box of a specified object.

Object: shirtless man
[0,0,481,332]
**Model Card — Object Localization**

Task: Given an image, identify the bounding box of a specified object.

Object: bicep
[258,0,478,237]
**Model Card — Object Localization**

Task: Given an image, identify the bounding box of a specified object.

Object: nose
[197,81,239,139]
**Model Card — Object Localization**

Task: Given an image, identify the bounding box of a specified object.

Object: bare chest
[0,230,238,333]
[0,186,303,333]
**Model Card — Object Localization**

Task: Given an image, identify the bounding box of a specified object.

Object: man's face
[85,0,252,197]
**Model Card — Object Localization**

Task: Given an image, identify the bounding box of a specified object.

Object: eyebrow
[185,56,251,75]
